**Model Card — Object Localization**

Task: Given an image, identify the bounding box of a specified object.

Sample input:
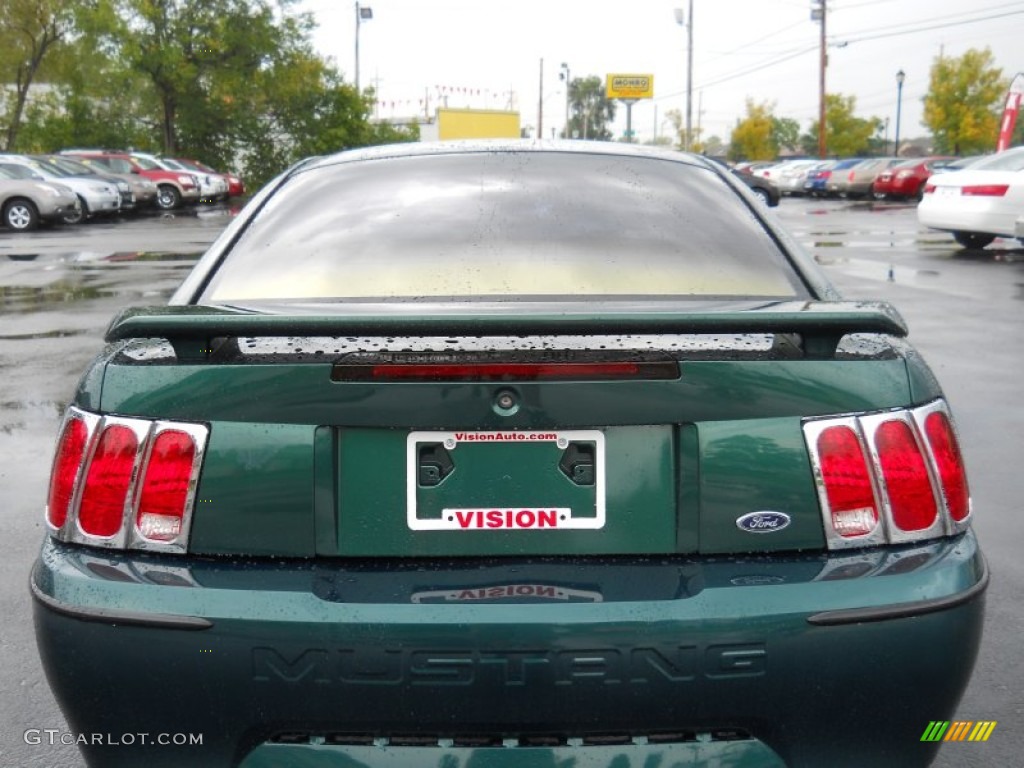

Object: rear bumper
[32,532,986,768]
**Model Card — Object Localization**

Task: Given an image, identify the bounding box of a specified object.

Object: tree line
[562,49,1017,160]
[1,3,1017,188]
[722,48,1014,161]
[0,0,416,190]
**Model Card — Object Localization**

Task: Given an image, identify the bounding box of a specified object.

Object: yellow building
[419,108,521,141]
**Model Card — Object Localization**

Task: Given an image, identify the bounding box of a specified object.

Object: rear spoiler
[106,302,908,361]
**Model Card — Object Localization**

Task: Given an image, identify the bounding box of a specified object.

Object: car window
[131,156,161,170]
[27,158,68,177]
[0,162,40,180]
[47,157,92,175]
[969,148,1024,172]
[201,152,808,304]
[0,162,46,180]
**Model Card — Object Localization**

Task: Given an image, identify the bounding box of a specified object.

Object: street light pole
[894,69,906,157]
[686,0,693,151]
[673,3,693,151]
[355,2,373,92]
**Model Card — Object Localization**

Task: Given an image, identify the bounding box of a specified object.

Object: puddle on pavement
[1,252,202,313]
[0,329,90,340]
[4,251,203,264]
[0,400,63,436]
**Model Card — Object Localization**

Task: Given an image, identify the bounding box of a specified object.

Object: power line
[837,7,1024,45]
[659,7,1024,100]
[656,44,818,101]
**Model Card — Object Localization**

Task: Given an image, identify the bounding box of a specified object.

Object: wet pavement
[1,198,1022,767]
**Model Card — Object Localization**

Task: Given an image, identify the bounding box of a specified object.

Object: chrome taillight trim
[859,410,945,545]
[68,415,152,549]
[802,416,888,551]
[48,406,208,554]
[46,408,101,537]
[911,399,972,535]
[803,399,972,551]
[128,421,209,554]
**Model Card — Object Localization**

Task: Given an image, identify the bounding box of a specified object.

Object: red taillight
[923,412,970,522]
[47,418,89,529]
[45,408,208,552]
[816,425,879,538]
[873,420,937,532]
[136,430,197,541]
[806,400,972,549]
[78,425,139,537]
[961,184,1009,196]
[924,184,936,194]
[334,360,679,382]
[847,170,855,181]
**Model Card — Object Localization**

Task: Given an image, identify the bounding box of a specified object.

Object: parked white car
[132,153,227,203]
[773,159,825,196]
[918,146,1024,249]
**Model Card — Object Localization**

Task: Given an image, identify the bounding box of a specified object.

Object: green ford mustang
[32,141,986,767]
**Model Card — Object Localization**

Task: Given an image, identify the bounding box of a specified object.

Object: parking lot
[1,197,1022,767]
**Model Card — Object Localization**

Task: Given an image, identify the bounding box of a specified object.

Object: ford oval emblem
[736,511,792,534]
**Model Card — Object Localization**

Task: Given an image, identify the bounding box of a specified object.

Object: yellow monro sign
[606,74,654,100]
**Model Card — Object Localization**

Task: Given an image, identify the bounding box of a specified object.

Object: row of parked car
[738,155,976,201]
[739,147,1024,249]
[0,150,245,232]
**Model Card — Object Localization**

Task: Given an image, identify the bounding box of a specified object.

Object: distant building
[419,108,520,142]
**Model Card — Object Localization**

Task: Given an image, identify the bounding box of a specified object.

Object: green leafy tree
[923,48,1006,155]
[14,3,156,153]
[664,107,703,152]
[108,0,309,157]
[772,116,800,154]
[237,59,416,188]
[801,94,882,157]
[564,76,615,141]
[701,134,725,157]
[0,0,76,150]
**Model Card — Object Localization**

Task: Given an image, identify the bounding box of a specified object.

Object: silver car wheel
[4,200,39,231]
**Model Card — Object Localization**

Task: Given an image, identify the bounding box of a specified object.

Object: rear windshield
[970,148,1024,172]
[202,152,807,304]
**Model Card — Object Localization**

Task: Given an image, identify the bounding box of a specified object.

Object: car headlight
[88,184,110,193]
[117,181,130,191]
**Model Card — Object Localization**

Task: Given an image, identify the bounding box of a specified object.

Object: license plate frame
[406,430,606,531]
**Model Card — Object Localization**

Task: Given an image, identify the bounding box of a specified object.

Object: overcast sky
[299,0,1024,147]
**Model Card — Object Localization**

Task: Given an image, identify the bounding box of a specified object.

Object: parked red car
[63,151,201,210]
[872,156,957,200]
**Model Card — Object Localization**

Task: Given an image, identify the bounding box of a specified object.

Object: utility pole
[560,63,570,139]
[814,0,827,158]
[686,0,694,152]
[537,58,544,139]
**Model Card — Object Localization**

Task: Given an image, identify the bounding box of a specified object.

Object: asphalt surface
[0,198,1021,767]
